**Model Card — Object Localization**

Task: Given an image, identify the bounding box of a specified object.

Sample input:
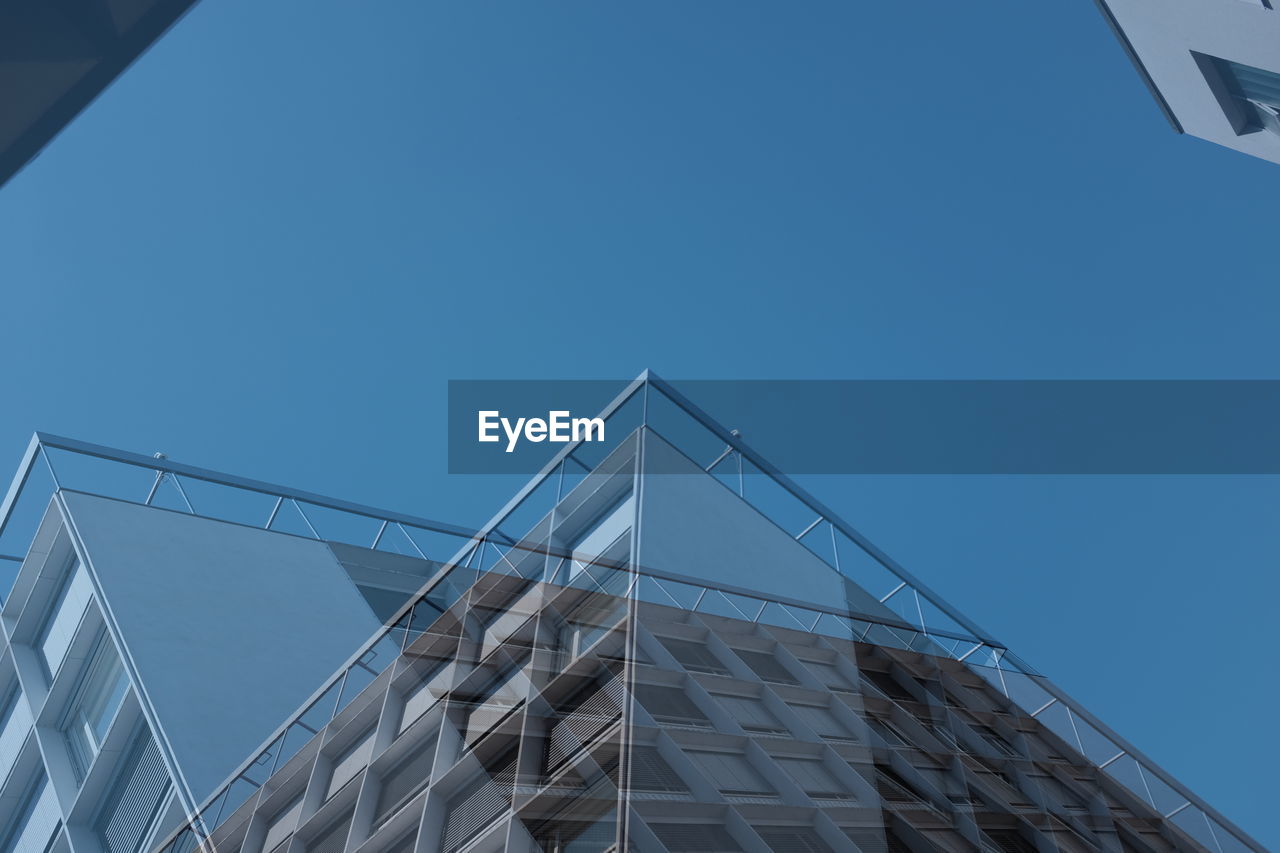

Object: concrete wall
[58,492,381,809]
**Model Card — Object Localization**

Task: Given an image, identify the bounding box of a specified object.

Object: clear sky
[1,0,1276,846]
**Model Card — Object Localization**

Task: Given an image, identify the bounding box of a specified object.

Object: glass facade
[0,376,1262,853]
[61,633,130,781]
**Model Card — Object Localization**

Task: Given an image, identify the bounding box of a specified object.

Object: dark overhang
[0,0,200,189]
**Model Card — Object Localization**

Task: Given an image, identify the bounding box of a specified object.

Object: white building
[1096,0,1280,164]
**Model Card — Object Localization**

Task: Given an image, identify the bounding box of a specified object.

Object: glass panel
[63,635,130,781]
[38,560,94,679]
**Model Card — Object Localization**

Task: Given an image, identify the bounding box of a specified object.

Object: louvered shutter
[788,703,854,742]
[775,757,850,800]
[633,684,708,727]
[753,826,833,853]
[546,679,623,769]
[440,761,515,853]
[715,695,786,735]
[687,751,771,796]
[625,747,687,794]
[659,638,728,675]
[650,823,741,853]
[96,733,171,853]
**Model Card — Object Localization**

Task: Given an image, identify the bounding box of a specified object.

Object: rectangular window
[624,747,688,795]
[37,560,93,680]
[399,659,450,734]
[557,618,616,669]
[324,729,375,801]
[714,694,787,736]
[867,716,911,748]
[462,666,525,744]
[874,765,924,804]
[687,751,772,797]
[567,494,633,585]
[660,637,729,676]
[800,660,855,693]
[754,826,834,853]
[261,796,304,853]
[732,649,797,685]
[304,811,352,853]
[62,634,130,781]
[440,758,516,853]
[862,669,912,702]
[374,735,437,830]
[0,687,32,786]
[1198,53,1280,136]
[633,684,710,728]
[651,823,741,853]
[775,757,852,800]
[788,703,855,743]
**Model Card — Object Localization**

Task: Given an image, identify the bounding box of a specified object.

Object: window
[867,716,911,748]
[399,659,449,734]
[650,823,740,853]
[566,493,633,584]
[753,826,834,853]
[461,665,526,744]
[373,736,437,830]
[623,747,688,795]
[62,634,130,781]
[36,560,93,680]
[800,660,855,693]
[304,811,353,853]
[732,649,797,685]
[714,694,787,736]
[659,637,729,676]
[611,742,686,788]
[261,796,303,853]
[775,757,852,801]
[788,703,855,743]
[440,758,516,853]
[687,750,773,797]
[324,729,375,800]
[873,765,927,805]
[0,687,32,781]
[545,680,624,769]
[974,723,1020,757]
[862,669,912,702]
[1201,54,1280,136]
[557,597,626,670]
[633,683,710,728]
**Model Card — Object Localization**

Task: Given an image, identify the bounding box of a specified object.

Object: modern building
[0,376,1267,853]
[0,439,474,853]
[1095,0,1280,164]
[0,375,1246,853]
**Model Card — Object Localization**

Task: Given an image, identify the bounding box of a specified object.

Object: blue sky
[1,0,1276,846]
